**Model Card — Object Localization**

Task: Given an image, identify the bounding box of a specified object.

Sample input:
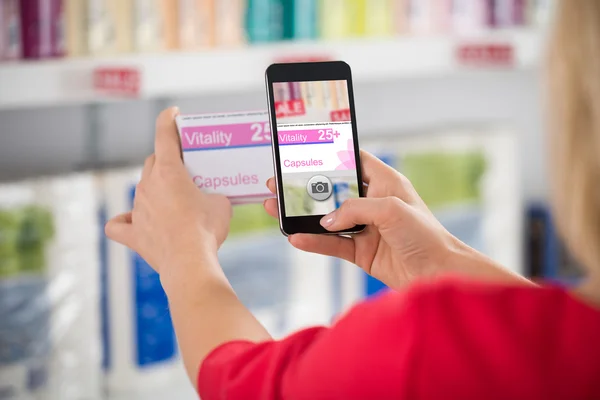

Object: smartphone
[265,61,365,236]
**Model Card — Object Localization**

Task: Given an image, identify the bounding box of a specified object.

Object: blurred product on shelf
[407,0,452,35]
[0,174,102,400]
[159,0,179,50]
[65,0,87,57]
[526,204,584,286]
[88,0,134,55]
[0,0,556,63]
[246,0,284,43]
[179,0,214,50]
[0,0,22,60]
[318,0,347,39]
[215,0,246,46]
[364,0,395,36]
[98,169,186,397]
[282,0,317,40]
[19,0,53,59]
[133,0,163,52]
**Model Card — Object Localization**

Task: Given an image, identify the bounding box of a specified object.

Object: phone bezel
[265,61,366,236]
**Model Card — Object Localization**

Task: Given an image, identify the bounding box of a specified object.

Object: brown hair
[548,0,600,273]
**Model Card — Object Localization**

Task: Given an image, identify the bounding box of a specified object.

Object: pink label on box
[278,128,336,145]
[181,122,271,151]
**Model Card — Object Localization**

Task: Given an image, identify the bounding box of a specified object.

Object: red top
[198,279,600,400]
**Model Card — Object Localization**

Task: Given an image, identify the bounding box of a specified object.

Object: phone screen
[272,79,361,217]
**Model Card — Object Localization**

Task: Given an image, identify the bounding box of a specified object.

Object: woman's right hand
[263,150,465,290]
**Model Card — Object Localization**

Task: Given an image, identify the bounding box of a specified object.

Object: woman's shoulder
[368,276,600,329]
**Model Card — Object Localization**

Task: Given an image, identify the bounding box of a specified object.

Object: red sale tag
[94,67,141,97]
[275,100,306,118]
[456,44,514,67]
[330,109,351,122]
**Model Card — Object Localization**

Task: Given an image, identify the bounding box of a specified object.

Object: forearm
[445,241,535,286]
[164,253,271,388]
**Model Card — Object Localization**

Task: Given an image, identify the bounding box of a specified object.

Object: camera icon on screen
[306,175,333,201]
[311,182,329,194]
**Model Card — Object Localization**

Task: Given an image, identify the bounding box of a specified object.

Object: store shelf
[0,29,543,110]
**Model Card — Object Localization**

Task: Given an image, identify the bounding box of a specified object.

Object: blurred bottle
[159,0,179,50]
[364,0,394,37]
[246,0,283,43]
[0,0,22,60]
[65,0,87,57]
[347,0,366,36]
[407,0,452,35]
[282,0,317,41]
[490,0,526,28]
[452,0,489,35]
[394,0,409,34]
[215,0,246,46]
[133,0,163,52]
[179,0,215,50]
[51,0,65,57]
[318,0,348,39]
[19,0,53,59]
[88,0,134,55]
[527,0,554,26]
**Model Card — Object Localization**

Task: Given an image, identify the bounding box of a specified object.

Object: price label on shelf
[456,44,514,67]
[94,67,142,97]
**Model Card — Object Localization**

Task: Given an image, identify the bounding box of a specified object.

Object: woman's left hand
[104,107,232,295]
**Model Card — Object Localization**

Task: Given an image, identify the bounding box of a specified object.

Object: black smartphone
[265,61,366,236]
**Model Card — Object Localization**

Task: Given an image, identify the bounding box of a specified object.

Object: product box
[215,0,245,46]
[65,0,87,56]
[176,111,275,204]
[19,0,53,59]
[0,0,23,60]
[246,0,284,43]
[51,0,65,57]
[133,0,162,52]
[88,0,133,55]
[282,0,317,40]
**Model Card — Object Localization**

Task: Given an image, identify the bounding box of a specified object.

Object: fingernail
[320,212,336,228]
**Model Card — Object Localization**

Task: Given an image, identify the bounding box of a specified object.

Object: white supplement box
[176,111,275,204]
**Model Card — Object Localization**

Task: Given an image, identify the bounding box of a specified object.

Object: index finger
[155,107,183,164]
[359,150,397,184]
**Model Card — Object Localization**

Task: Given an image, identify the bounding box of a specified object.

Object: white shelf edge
[0,29,544,110]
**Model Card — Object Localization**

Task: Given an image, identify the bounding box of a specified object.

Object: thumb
[320,197,405,231]
[105,212,136,248]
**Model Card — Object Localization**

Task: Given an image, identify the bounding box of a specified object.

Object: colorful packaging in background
[215,0,246,46]
[282,0,317,40]
[0,174,102,400]
[99,169,185,397]
[526,204,584,286]
[50,0,65,57]
[0,181,51,400]
[133,0,163,52]
[65,0,87,57]
[246,0,284,43]
[0,0,22,60]
[19,0,53,59]
[0,0,556,62]
[364,0,394,37]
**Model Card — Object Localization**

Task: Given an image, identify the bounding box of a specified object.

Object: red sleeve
[198,289,423,400]
[198,280,600,400]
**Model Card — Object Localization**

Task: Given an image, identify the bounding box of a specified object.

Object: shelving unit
[0,29,543,110]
